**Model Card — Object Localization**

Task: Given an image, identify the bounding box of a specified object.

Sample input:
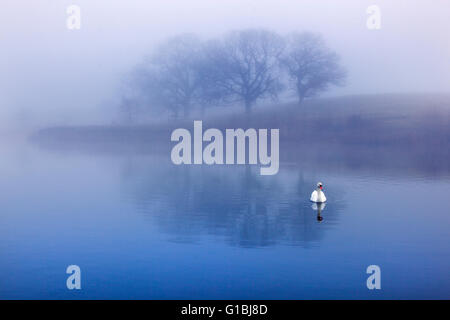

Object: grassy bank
[30,93,450,177]
[32,93,450,147]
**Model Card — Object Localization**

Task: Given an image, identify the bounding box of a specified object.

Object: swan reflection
[311,202,326,222]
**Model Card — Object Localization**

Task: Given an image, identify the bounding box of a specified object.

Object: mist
[1,0,450,132]
[2,1,450,301]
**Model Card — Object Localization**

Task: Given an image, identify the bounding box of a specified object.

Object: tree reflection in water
[120,157,345,248]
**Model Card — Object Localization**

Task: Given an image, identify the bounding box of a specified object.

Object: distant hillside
[30,93,450,177]
[32,93,450,147]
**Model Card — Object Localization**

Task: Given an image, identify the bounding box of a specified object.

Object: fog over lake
[1,0,450,130]
[0,1,449,299]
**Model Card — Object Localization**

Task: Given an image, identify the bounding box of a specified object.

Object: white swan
[310,182,327,203]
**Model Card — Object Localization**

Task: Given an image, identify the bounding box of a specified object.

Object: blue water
[0,141,449,299]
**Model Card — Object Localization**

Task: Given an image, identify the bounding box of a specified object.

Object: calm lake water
[0,138,449,299]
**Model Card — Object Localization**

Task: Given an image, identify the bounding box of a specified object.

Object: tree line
[121,29,346,120]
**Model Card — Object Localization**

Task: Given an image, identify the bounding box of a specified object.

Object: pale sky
[1,0,450,128]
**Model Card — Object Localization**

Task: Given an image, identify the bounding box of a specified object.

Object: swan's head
[317,182,323,190]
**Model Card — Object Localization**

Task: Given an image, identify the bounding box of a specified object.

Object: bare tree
[124,30,346,120]
[193,48,230,116]
[137,34,205,119]
[119,97,140,124]
[205,29,285,115]
[280,32,346,104]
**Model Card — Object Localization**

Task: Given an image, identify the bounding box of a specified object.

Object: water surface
[0,137,449,299]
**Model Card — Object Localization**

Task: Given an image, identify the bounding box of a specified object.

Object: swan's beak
[320,186,323,190]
